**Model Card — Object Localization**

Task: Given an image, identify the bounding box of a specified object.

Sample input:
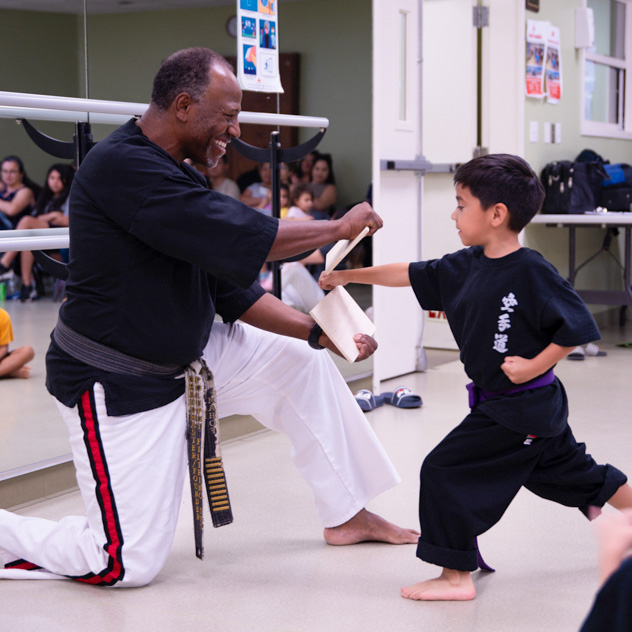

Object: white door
[372,0,525,368]
[372,0,425,388]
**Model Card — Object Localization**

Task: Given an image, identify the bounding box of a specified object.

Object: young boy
[0,307,34,379]
[319,154,632,601]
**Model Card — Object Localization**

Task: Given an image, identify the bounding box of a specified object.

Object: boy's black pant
[417,410,627,571]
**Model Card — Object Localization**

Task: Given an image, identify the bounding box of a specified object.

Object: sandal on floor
[382,387,423,408]
[567,346,585,361]
[354,389,385,412]
[584,343,607,357]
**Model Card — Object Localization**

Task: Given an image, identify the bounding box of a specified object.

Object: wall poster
[525,19,562,103]
[237,0,284,93]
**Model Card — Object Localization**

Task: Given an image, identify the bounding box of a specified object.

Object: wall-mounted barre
[0,228,69,252]
[0,92,329,257]
[0,91,329,129]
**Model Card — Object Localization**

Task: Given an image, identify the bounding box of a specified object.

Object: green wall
[523,0,631,171]
[0,10,80,184]
[84,0,372,207]
[523,0,632,309]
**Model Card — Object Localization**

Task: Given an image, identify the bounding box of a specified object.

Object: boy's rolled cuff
[416,538,479,572]
[579,465,628,519]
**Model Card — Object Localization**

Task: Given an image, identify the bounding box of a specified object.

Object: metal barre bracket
[380,158,433,173]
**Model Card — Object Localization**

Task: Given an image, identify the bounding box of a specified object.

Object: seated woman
[0,163,74,302]
[240,161,272,214]
[290,151,316,187]
[307,153,337,219]
[0,155,36,231]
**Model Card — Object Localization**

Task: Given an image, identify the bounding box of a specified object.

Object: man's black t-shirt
[409,247,600,437]
[46,119,278,415]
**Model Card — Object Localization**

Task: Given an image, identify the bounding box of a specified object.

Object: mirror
[0,0,374,480]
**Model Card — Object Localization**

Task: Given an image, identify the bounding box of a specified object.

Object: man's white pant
[0,322,400,587]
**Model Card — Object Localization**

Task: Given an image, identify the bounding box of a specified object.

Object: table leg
[568,225,576,286]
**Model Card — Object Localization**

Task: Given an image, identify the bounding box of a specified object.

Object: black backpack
[600,163,632,211]
[540,151,608,214]
[540,160,574,213]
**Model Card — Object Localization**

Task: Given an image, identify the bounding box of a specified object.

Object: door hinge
[473,6,489,28]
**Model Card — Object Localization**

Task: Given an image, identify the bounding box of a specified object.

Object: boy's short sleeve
[409,259,444,311]
[540,276,601,347]
[0,308,14,346]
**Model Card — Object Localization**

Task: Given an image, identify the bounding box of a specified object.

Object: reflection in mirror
[1,0,373,483]
[1,1,86,478]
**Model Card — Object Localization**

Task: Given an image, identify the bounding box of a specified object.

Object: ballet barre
[0,90,329,129]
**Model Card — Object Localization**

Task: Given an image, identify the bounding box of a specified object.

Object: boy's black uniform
[409,246,627,571]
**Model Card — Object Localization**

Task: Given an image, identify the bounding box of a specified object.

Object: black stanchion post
[269,131,282,299]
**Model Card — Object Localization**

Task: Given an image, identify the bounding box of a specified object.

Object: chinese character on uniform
[493,333,509,353]
[497,313,512,332]
[500,293,518,313]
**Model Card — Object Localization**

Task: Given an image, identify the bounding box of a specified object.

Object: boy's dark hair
[291,183,313,205]
[151,48,233,111]
[453,154,545,232]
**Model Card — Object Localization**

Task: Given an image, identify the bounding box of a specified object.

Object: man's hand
[321,331,377,362]
[338,201,383,239]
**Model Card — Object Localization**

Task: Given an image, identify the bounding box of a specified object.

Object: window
[582,0,632,139]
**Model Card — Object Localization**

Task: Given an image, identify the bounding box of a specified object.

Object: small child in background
[319,153,632,601]
[286,184,315,220]
[0,307,34,379]
[279,183,290,219]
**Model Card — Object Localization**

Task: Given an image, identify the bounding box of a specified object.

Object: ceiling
[0,0,305,15]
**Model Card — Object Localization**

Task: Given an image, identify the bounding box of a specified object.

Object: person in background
[0,164,74,302]
[279,183,290,218]
[240,161,272,214]
[208,155,240,199]
[308,153,337,219]
[0,307,34,379]
[291,152,316,187]
[0,156,36,231]
[286,184,315,221]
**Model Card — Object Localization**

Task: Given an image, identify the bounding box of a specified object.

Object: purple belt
[466,369,555,409]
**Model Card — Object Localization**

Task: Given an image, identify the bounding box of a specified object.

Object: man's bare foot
[323,508,419,545]
[8,365,31,379]
[401,568,475,601]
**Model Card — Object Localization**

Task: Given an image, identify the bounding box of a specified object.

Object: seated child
[286,184,315,220]
[0,307,34,379]
[279,183,290,219]
[319,153,632,601]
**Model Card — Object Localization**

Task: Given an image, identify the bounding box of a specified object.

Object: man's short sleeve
[215,278,266,323]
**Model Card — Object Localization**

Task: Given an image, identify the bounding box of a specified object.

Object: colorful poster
[237,0,283,93]
[545,25,562,104]
[525,19,547,99]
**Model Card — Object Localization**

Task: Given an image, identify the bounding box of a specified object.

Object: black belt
[53,317,233,560]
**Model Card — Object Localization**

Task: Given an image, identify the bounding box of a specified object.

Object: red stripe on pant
[5,559,42,571]
[71,389,126,586]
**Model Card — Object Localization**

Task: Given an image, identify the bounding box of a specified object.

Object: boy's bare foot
[323,508,419,545]
[401,568,476,601]
[8,365,31,379]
